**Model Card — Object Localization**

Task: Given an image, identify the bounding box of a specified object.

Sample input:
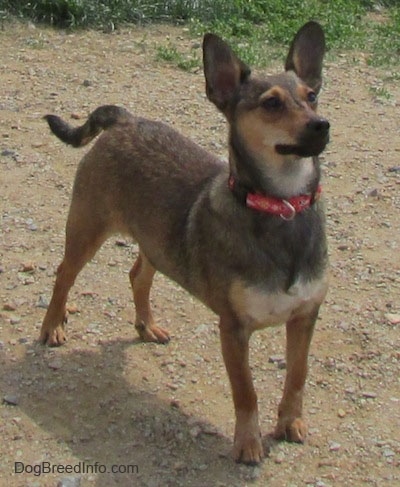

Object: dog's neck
[228,130,321,200]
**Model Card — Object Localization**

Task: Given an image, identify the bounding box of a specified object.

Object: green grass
[0,1,399,69]
[156,44,199,72]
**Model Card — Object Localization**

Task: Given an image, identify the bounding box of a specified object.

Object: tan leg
[40,214,107,346]
[219,315,263,465]
[274,305,319,442]
[129,250,170,344]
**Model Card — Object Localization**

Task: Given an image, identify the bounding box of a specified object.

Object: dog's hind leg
[129,250,170,344]
[274,306,319,442]
[40,203,108,346]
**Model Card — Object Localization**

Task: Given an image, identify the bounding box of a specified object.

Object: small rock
[57,477,81,487]
[66,304,79,314]
[10,315,21,325]
[170,399,180,408]
[362,391,377,399]
[274,451,285,464]
[269,355,285,364]
[70,112,82,120]
[48,359,63,370]
[337,408,346,418]
[3,394,19,406]
[385,313,400,325]
[3,302,16,311]
[115,239,129,247]
[366,188,379,197]
[388,165,400,173]
[1,148,17,157]
[20,262,35,273]
[329,442,341,452]
[36,295,49,309]
[82,79,91,87]
[382,449,395,458]
[25,219,38,231]
[269,355,286,368]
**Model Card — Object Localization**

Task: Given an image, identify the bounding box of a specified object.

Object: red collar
[228,176,322,220]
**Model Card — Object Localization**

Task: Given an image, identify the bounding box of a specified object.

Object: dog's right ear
[203,34,250,116]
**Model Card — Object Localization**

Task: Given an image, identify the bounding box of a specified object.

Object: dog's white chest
[230,278,327,329]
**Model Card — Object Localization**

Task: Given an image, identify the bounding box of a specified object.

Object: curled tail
[44,105,131,147]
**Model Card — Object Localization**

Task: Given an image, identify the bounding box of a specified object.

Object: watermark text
[14,461,139,477]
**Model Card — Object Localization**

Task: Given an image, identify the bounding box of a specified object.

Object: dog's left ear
[285,21,325,94]
[203,33,251,116]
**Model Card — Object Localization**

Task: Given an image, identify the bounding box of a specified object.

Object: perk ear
[203,33,250,114]
[285,21,325,94]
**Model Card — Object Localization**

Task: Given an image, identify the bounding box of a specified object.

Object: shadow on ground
[2,337,261,486]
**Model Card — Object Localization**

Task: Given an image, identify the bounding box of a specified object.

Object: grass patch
[156,44,199,72]
[367,6,400,66]
[0,1,399,68]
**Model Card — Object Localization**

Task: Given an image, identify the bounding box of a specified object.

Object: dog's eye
[262,96,282,110]
[307,91,317,103]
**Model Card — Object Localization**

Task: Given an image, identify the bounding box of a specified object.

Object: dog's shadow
[3,337,255,486]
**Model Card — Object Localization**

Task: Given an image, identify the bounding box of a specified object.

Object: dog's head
[203,22,330,195]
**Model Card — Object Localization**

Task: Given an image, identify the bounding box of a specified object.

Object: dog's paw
[274,417,308,443]
[39,326,67,347]
[135,322,170,344]
[233,433,264,465]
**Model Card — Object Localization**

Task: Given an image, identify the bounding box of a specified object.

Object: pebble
[337,408,346,418]
[48,359,63,370]
[3,394,19,406]
[366,188,379,197]
[57,477,81,487]
[20,262,35,272]
[329,441,341,452]
[1,148,17,157]
[26,219,38,231]
[3,302,16,311]
[382,449,395,458]
[362,391,377,399]
[10,315,21,325]
[115,238,129,247]
[66,304,79,314]
[385,313,400,325]
[36,295,49,309]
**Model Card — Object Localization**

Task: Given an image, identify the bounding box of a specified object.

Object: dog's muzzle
[276,117,330,158]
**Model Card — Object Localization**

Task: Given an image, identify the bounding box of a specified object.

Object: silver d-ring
[280,200,296,220]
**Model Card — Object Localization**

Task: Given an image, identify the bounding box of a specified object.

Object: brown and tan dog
[40,21,330,464]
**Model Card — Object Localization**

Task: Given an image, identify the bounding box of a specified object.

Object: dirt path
[1,23,399,487]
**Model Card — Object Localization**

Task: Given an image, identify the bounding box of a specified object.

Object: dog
[40,21,330,465]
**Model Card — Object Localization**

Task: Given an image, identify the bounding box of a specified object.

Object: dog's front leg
[219,315,263,464]
[274,305,319,442]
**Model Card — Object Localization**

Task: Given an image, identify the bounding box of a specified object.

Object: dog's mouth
[275,134,329,158]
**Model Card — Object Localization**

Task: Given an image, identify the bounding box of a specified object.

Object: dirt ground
[0,22,399,487]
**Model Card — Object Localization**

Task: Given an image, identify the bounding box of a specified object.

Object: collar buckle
[280,200,296,220]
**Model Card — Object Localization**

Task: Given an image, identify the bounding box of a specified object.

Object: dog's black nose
[307,118,330,134]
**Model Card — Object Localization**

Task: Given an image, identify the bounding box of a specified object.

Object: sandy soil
[0,23,399,487]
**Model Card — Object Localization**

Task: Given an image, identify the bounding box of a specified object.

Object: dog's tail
[44,105,131,148]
